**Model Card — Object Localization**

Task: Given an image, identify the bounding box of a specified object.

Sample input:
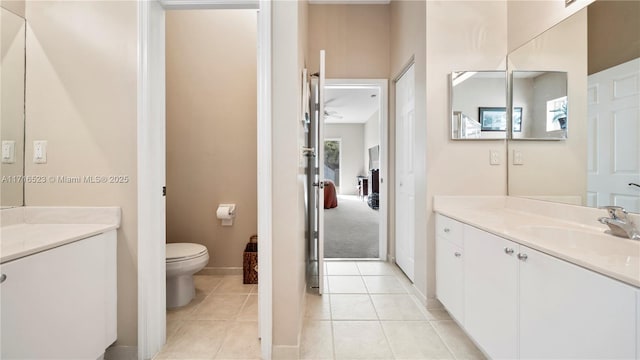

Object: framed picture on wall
[479,107,523,132]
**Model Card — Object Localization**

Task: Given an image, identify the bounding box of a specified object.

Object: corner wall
[271,0,308,355]
[24,0,138,346]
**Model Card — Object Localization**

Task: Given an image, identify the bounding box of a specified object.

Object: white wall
[452,76,507,140]
[364,110,380,170]
[325,123,365,195]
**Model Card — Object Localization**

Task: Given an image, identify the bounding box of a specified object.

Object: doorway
[137,1,272,359]
[322,79,388,261]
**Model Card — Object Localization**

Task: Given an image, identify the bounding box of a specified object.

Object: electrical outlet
[513,150,524,165]
[490,150,500,165]
[33,140,47,164]
[2,140,15,164]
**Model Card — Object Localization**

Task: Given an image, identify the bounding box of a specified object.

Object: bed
[324,180,338,209]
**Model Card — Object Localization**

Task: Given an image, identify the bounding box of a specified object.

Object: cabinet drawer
[436,214,463,246]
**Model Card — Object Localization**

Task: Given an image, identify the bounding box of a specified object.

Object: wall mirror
[512,71,568,140]
[450,71,507,140]
[507,0,640,213]
[1,7,26,208]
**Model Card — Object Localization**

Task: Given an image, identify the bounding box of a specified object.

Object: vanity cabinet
[436,214,638,359]
[0,231,117,359]
[435,215,464,322]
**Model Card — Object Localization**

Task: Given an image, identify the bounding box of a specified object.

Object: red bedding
[324,180,338,209]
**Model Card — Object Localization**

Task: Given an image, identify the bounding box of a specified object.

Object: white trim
[324,78,389,261]
[159,0,259,10]
[137,1,167,359]
[257,0,273,358]
[138,1,272,360]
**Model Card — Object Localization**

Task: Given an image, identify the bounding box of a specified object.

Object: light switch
[490,150,500,165]
[513,150,524,165]
[2,140,15,164]
[33,140,47,164]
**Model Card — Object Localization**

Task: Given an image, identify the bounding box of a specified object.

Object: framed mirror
[507,0,640,213]
[450,71,507,140]
[1,7,26,207]
[511,71,568,140]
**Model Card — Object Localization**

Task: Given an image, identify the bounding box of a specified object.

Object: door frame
[137,1,272,359]
[324,78,389,260]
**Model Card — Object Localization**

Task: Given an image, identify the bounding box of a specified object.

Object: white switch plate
[490,150,500,165]
[2,140,15,164]
[513,150,524,165]
[33,140,47,164]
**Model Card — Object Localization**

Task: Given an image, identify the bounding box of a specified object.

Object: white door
[587,58,640,212]
[395,64,415,281]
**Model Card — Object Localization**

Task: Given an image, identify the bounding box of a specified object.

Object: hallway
[301,261,485,359]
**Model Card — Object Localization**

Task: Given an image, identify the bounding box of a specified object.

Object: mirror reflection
[508,0,640,213]
[1,7,26,208]
[512,71,568,140]
[451,71,507,140]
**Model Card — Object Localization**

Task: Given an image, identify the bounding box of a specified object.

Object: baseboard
[104,345,137,360]
[272,345,300,359]
[197,266,243,276]
[411,283,428,307]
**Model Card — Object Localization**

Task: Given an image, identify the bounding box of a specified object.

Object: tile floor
[301,260,486,360]
[154,262,485,360]
[154,275,259,360]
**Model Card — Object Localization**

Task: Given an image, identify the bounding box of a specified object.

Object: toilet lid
[166,243,208,262]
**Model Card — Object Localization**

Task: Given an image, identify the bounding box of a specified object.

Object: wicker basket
[243,235,258,284]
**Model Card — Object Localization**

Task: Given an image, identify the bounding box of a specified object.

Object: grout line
[429,320,460,360]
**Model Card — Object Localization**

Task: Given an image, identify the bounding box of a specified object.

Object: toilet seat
[166,243,208,263]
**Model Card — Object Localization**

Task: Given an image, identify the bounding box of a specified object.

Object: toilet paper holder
[217,204,236,226]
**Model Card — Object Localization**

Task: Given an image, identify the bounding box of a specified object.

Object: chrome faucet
[598,206,640,240]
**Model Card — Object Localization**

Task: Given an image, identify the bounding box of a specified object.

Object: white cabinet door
[0,232,117,359]
[436,236,464,322]
[519,246,636,360]
[464,225,518,360]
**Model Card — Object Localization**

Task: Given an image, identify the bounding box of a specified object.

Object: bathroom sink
[514,225,624,251]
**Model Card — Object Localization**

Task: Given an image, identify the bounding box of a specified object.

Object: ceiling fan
[324,109,343,119]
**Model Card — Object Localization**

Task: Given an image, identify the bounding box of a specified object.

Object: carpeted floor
[324,195,379,258]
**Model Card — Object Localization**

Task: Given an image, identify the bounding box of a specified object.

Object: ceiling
[324,86,380,124]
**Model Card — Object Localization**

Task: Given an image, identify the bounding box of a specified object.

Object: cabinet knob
[517,253,528,261]
[0,274,6,283]
[454,252,462,257]
[444,228,451,233]
[504,247,514,255]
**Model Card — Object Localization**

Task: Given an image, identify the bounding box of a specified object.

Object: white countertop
[434,196,640,288]
[0,207,121,264]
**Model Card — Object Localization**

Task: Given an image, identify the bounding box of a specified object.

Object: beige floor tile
[424,307,452,321]
[363,275,409,294]
[326,262,360,275]
[305,293,332,320]
[166,288,208,321]
[330,294,378,320]
[426,298,445,310]
[250,284,258,294]
[194,275,224,294]
[370,294,428,320]
[190,294,248,320]
[431,320,486,360]
[382,321,454,359]
[155,320,228,359]
[215,321,261,359]
[166,319,184,339]
[327,276,367,294]
[300,320,334,359]
[213,276,255,294]
[237,294,258,321]
[332,321,393,359]
[356,261,396,275]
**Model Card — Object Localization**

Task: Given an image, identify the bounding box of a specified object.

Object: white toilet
[166,243,209,308]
